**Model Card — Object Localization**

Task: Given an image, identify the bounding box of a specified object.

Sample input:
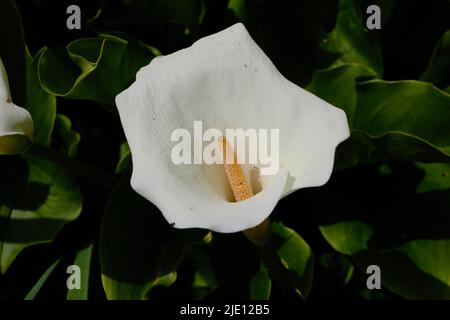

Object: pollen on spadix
[218,137,254,202]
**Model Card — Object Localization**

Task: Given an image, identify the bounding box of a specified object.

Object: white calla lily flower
[116,23,349,233]
[0,57,33,154]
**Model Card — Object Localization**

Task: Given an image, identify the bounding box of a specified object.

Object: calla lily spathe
[116,23,350,233]
[0,57,33,154]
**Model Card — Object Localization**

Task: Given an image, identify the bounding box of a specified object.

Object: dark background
[0,0,448,300]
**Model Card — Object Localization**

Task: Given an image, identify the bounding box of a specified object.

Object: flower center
[218,137,254,201]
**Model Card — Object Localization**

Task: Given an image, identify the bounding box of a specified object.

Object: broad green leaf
[100,174,209,300]
[262,222,314,299]
[25,47,56,146]
[311,163,450,299]
[0,154,82,273]
[306,63,376,113]
[350,81,450,141]
[320,0,383,75]
[24,258,61,300]
[249,264,271,300]
[308,64,450,169]
[342,80,450,166]
[416,163,450,193]
[320,221,373,255]
[53,114,80,158]
[354,240,450,299]
[394,240,450,297]
[0,0,26,106]
[38,34,157,111]
[420,30,450,90]
[335,130,450,171]
[67,244,93,300]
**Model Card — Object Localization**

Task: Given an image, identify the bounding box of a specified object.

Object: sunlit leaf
[320,0,383,75]
[25,47,56,146]
[67,244,93,300]
[320,221,373,255]
[38,34,157,111]
[416,162,450,193]
[308,64,450,169]
[261,222,314,299]
[0,155,82,273]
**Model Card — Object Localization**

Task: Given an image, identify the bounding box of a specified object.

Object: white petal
[0,57,33,154]
[116,23,349,232]
[0,57,11,102]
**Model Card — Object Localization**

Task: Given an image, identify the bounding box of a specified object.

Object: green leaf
[101,272,177,300]
[350,81,450,140]
[24,258,61,300]
[53,114,80,158]
[100,174,209,300]
[306,63,376,112]
[335,130,450,171]
[416,163,450,193]
[308,64,450,169]
[190,246,217,292]
[320,0,383,75]
[0,154,82,273]
[344,80,450,165]
[420,30,450,90]
[115,142,131,174]
[397,240,450,291]
[25,47,56,146]
[355,240,450,299]
[312,163,450,299]
[228,0,247,23]
[320,221,373,255]
[67,244,93,300]
[249,264,271,300]
[262,222,314,299]
[0,0,26,106]
[38,34,157,111]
